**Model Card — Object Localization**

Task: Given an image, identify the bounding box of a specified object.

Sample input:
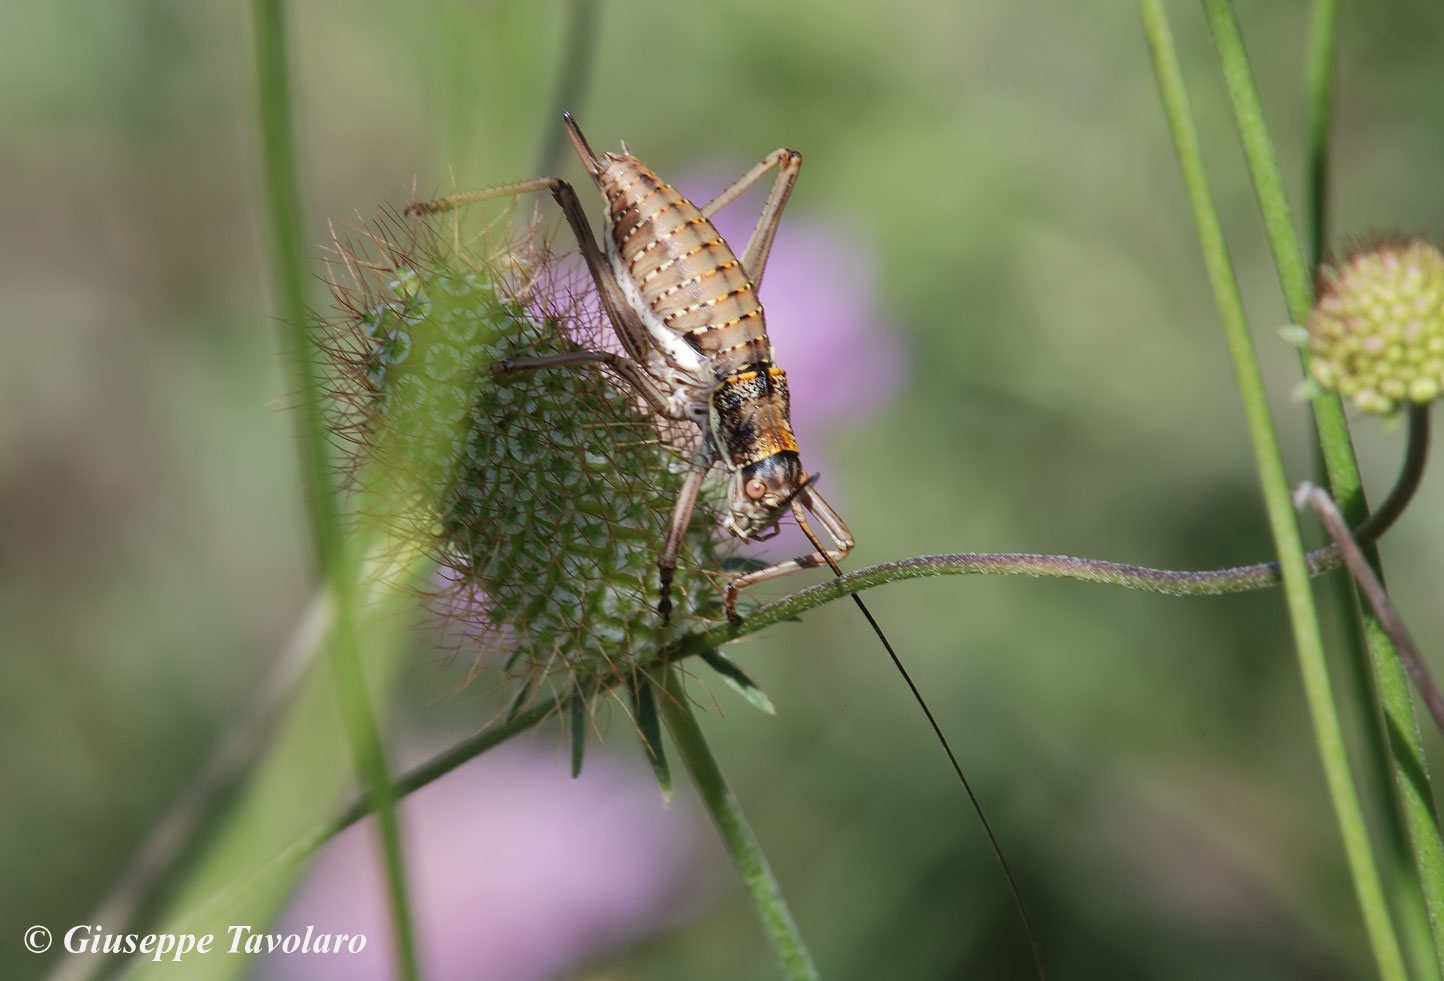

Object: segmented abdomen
[599,156,771,378]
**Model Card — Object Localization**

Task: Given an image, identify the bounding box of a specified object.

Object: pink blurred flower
[265,743,713,981]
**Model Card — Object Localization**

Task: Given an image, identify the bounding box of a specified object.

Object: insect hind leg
[408,174,654,367]
[561,111,605,179]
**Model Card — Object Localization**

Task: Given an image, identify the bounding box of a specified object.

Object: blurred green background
[5,1,1444,978]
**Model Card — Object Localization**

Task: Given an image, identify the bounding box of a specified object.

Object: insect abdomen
[600,157,770,377]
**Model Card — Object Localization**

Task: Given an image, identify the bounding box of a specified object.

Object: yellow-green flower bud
[1306,239,1444,416]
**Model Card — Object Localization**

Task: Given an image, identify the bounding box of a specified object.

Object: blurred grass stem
[1137,1,1405,976]
[1206,0,1444,970]
[251,3,419,979]
[535,0,601,175]
[53,596,326,981]
[1304,0,1339,272]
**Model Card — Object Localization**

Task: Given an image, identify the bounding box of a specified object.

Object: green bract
[1307,239,1444,416]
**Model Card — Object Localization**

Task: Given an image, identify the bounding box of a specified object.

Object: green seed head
[321,210,725,694]
[1306,238,1444,416]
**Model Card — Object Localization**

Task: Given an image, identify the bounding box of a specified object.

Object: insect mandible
[409,113,854,623]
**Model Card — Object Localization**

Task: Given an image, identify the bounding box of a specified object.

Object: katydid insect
[409,116,1044,973]
[408,113,852,624]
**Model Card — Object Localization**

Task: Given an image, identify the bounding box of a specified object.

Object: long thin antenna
[793,504,1045,979]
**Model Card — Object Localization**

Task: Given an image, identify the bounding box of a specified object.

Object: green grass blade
[1137,2,1406,976]
[250,3,418,978]
[1205,1,1444,971]
[1304,0,1339,272]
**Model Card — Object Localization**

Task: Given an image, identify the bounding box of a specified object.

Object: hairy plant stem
[308,394,1425,873]
[174,395,1423,959]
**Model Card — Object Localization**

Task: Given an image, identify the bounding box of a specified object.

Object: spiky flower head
[319,207,725,700]
[1304,238,1444,416]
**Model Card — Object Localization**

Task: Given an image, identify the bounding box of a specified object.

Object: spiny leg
[656,457,709,625]
[699,147,803,289]
[724,487,854,623]
[498,349,673,418]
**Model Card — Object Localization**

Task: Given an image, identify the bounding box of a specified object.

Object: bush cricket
[409,113,851,624]
[407,116,1043,973]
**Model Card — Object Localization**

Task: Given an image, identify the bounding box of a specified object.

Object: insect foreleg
[698,147,803,289]
[722,487,854,623]
[797,487,855,556]
[656,456,710,625]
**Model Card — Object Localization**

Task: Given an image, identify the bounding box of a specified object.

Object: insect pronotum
[409,113,853,623]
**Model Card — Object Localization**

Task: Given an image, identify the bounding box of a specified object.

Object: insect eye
[744,478,768,500]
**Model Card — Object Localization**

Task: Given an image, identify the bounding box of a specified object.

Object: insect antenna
[793,504,1046,979]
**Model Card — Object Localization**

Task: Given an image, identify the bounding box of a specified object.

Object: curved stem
[693,403,1428,645]
[257,406,1430,891]
[332,697,561,833]
[1353,403,1430,543]
[163,695,563,936]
